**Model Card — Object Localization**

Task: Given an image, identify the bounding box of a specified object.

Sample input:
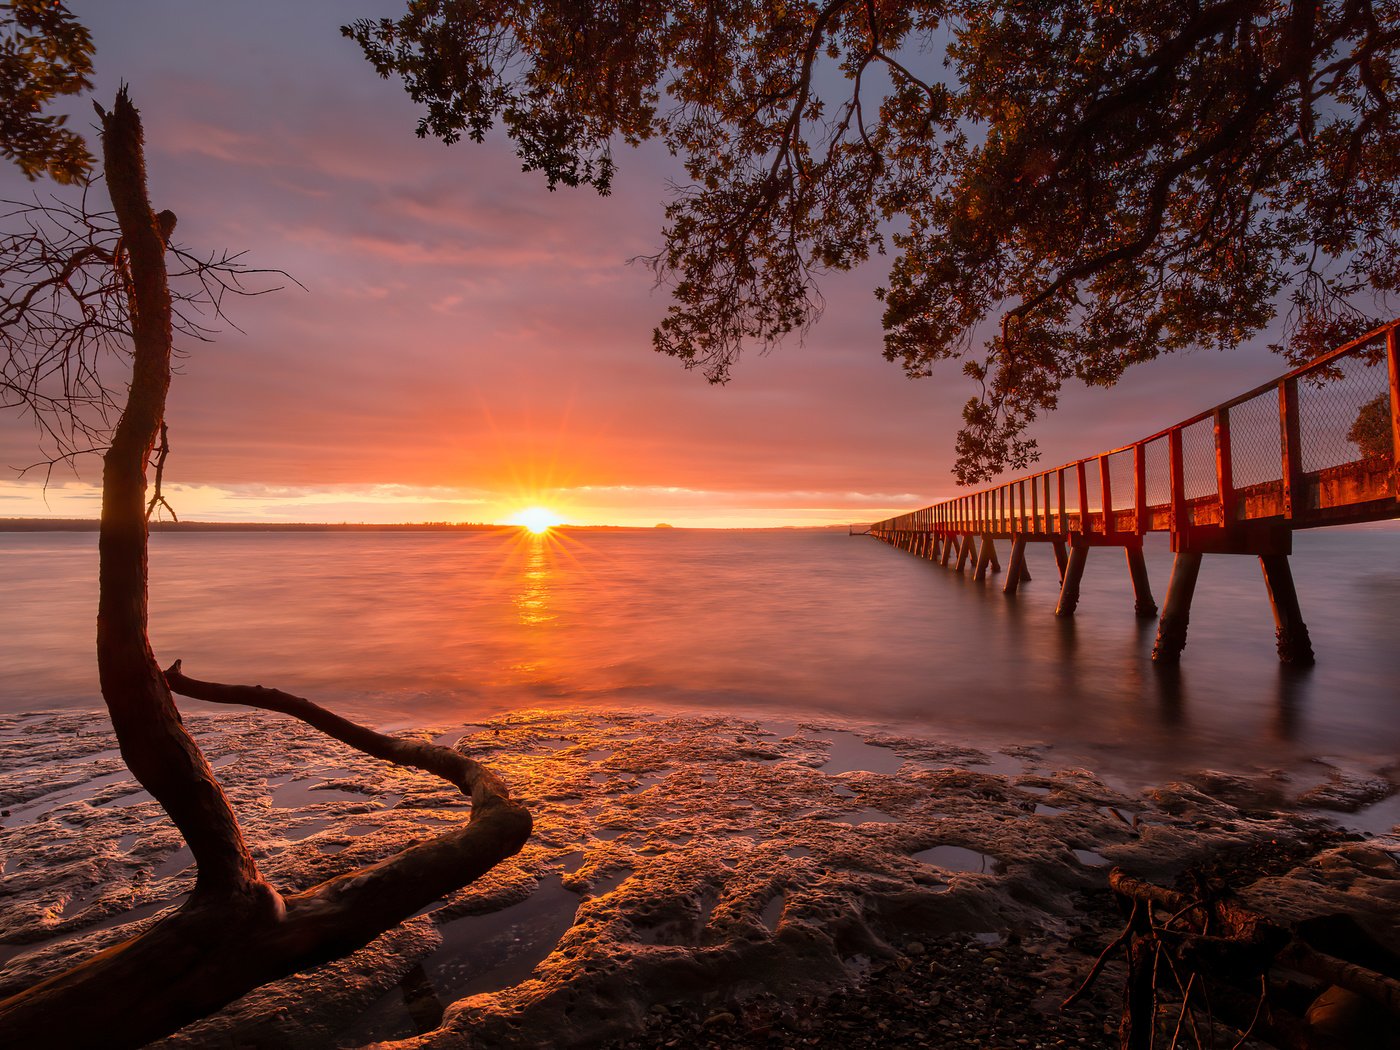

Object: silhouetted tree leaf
[0,0,94,183]
[350,1,1400,481]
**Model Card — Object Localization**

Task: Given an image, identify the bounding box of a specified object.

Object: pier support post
[1259,555,1315,665]
[941,535,955,567]
[974,535,996,582]
[1003,536,1028,595]
[1052,538,1069,583]
[1055,544,1089,617]
[1152,552,1202,663]
[1125,544,1158,618]
[955,534,973,573]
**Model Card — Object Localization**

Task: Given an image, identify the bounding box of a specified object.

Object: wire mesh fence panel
[1080,461,1102,521]
[869,326,1397,540]
[1298,347,1393,472]
[1181,418,1217,500]
[1108,449,1135,511]
[1230,388,1284,487]
[1143,436,1171,507]
[1052,470,1069,529]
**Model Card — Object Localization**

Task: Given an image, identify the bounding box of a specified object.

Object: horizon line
[0,516,859,532]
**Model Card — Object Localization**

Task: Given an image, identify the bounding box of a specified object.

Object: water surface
[1,526,1396,785]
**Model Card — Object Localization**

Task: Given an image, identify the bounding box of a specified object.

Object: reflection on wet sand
[4,704,1396,1048]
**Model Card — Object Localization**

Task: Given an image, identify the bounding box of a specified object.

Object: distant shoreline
[0,518,510,533]
[0,518,848,533]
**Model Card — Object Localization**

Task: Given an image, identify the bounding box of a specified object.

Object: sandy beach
[2,706,1397,1048]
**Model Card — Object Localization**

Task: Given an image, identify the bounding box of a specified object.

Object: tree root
[0,663,531,1049]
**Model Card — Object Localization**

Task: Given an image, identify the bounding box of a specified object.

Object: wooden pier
[868,322,1400,664]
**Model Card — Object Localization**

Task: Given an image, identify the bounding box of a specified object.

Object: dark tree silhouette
[348,0,1400,481]
[0,8,531,1046]
[1349,392,1393,458]
[0,0,92,183]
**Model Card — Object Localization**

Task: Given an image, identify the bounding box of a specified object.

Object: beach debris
[1067,868,1400,1049]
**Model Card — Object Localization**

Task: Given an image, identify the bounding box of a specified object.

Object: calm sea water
[1,527,1397,784]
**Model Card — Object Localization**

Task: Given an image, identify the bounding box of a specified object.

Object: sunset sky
[0,1,1300,528]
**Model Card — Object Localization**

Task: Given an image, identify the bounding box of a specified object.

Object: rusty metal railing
[872,321,1400,544]
[866,321,1400,665]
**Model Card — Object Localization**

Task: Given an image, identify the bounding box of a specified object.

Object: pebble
[603,932,1118,1049]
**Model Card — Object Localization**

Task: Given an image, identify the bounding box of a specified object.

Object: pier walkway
[868,322,1400,664]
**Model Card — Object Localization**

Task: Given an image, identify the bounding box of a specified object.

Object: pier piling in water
[1125,544,1157,618]
[1055,544,1089,618]
[1259,554,1315,665]
[1152,552,1202,662]
[1003,537,1028,596]
[973,535,995,582]
[866,321,1400,665]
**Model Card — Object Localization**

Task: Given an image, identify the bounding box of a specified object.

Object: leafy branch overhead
[0,0,94,183]
[348,0,1400,482]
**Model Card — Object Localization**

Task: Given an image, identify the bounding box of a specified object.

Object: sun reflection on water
[514,532,557,628]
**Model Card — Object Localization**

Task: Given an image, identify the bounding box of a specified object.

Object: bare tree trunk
[94,87,269,907]
[0,89,531,1050]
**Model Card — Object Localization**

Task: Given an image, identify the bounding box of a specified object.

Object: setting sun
[512,506,564,534]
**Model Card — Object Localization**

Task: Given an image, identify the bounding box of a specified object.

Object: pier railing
[868,321,1400,665]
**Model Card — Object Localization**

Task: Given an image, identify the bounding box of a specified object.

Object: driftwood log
[0,661,532,1049]
[1066,867,1400,1050]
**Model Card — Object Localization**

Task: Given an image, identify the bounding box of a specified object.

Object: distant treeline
[0,519,507,533]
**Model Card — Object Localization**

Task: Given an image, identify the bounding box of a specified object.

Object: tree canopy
[347,0,1400,481]
[0,0,93,183]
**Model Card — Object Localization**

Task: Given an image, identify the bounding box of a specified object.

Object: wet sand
[1,708,1397,1048]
